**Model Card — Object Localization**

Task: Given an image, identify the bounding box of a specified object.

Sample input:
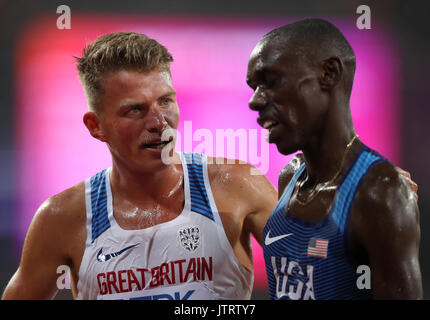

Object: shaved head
[261,18,356,98]
[247,18,359,154]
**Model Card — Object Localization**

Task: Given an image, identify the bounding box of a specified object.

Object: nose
[146,105,168,133]
[248,86,268,112]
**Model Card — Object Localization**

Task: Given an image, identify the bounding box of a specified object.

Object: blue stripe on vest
[332,147,385,234]
[90,170,111,243]
[183,152,214,221]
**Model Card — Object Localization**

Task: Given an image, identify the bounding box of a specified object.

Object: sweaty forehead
[248,40,284,72]
[102,69,172,93]
[248,39,308,81]
[99,69,174,107]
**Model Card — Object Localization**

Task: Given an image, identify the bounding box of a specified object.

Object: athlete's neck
[301,108,359,186]
[109,152,184,203]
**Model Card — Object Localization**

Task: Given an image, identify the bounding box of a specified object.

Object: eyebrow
[247,66,279,87]
[118,101,146,112]
[159,90,177,99]
[258,65,280,77]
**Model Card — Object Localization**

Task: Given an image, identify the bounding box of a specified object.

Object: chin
[275,141,299,156]
[134,159,168,174]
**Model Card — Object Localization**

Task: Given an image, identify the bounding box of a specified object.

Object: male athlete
[247,19,422,299]
[2,32,277,299]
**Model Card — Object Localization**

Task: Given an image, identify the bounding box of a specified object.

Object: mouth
[261,119,279,130]
[257,117,279,131]
[257,118,280,144]
[141,136,174,150]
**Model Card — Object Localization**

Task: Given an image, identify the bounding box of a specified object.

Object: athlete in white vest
[77,152,254,299]
[2,32,277,300]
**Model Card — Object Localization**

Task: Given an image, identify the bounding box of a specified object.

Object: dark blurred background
[0,0,429,300]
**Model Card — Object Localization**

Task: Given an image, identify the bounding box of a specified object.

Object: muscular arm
[2,199,69,299]
[2,184,85,300]
[241,166,278,246]
[209,159,277,255]
[350,162,422,299]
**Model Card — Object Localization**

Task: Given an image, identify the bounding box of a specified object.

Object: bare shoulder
[27,181,87,268]
[32,182,86,238]
[206,156,276,199]
[206,156,277,247]
[39,182,85,217]
[351,160,420,244]
[354,161,418,220]
[278,153,305,199]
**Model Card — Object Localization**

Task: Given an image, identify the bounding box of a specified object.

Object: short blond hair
[76,32,173,112]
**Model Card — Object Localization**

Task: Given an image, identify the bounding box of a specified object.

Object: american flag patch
[307,238,329,258]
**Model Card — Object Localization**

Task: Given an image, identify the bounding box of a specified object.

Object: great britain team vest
[77,152,253,300]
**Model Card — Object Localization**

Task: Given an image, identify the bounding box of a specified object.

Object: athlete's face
[246,40,328,155]
[85,68,179,171]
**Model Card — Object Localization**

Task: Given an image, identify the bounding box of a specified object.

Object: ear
[83,112,108,142]
[319,57,343,91]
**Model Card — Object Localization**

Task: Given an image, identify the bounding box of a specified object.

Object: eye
[161,97,173,106]
[265,74,278,88]
[128,106,142,114]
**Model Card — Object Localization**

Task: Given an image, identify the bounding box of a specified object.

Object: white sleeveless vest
[76,152,253,300]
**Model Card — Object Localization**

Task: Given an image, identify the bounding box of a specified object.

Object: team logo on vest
[178,226,201,252]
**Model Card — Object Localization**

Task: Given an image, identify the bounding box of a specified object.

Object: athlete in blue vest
[246,19,422,299]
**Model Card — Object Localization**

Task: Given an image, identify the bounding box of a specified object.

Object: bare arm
[209,159,277,246]
[2,198,71,299]
[351,162,422,299]
[241,166,278,246]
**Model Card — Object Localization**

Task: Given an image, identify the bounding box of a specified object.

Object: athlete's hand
[395,166,418,201]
